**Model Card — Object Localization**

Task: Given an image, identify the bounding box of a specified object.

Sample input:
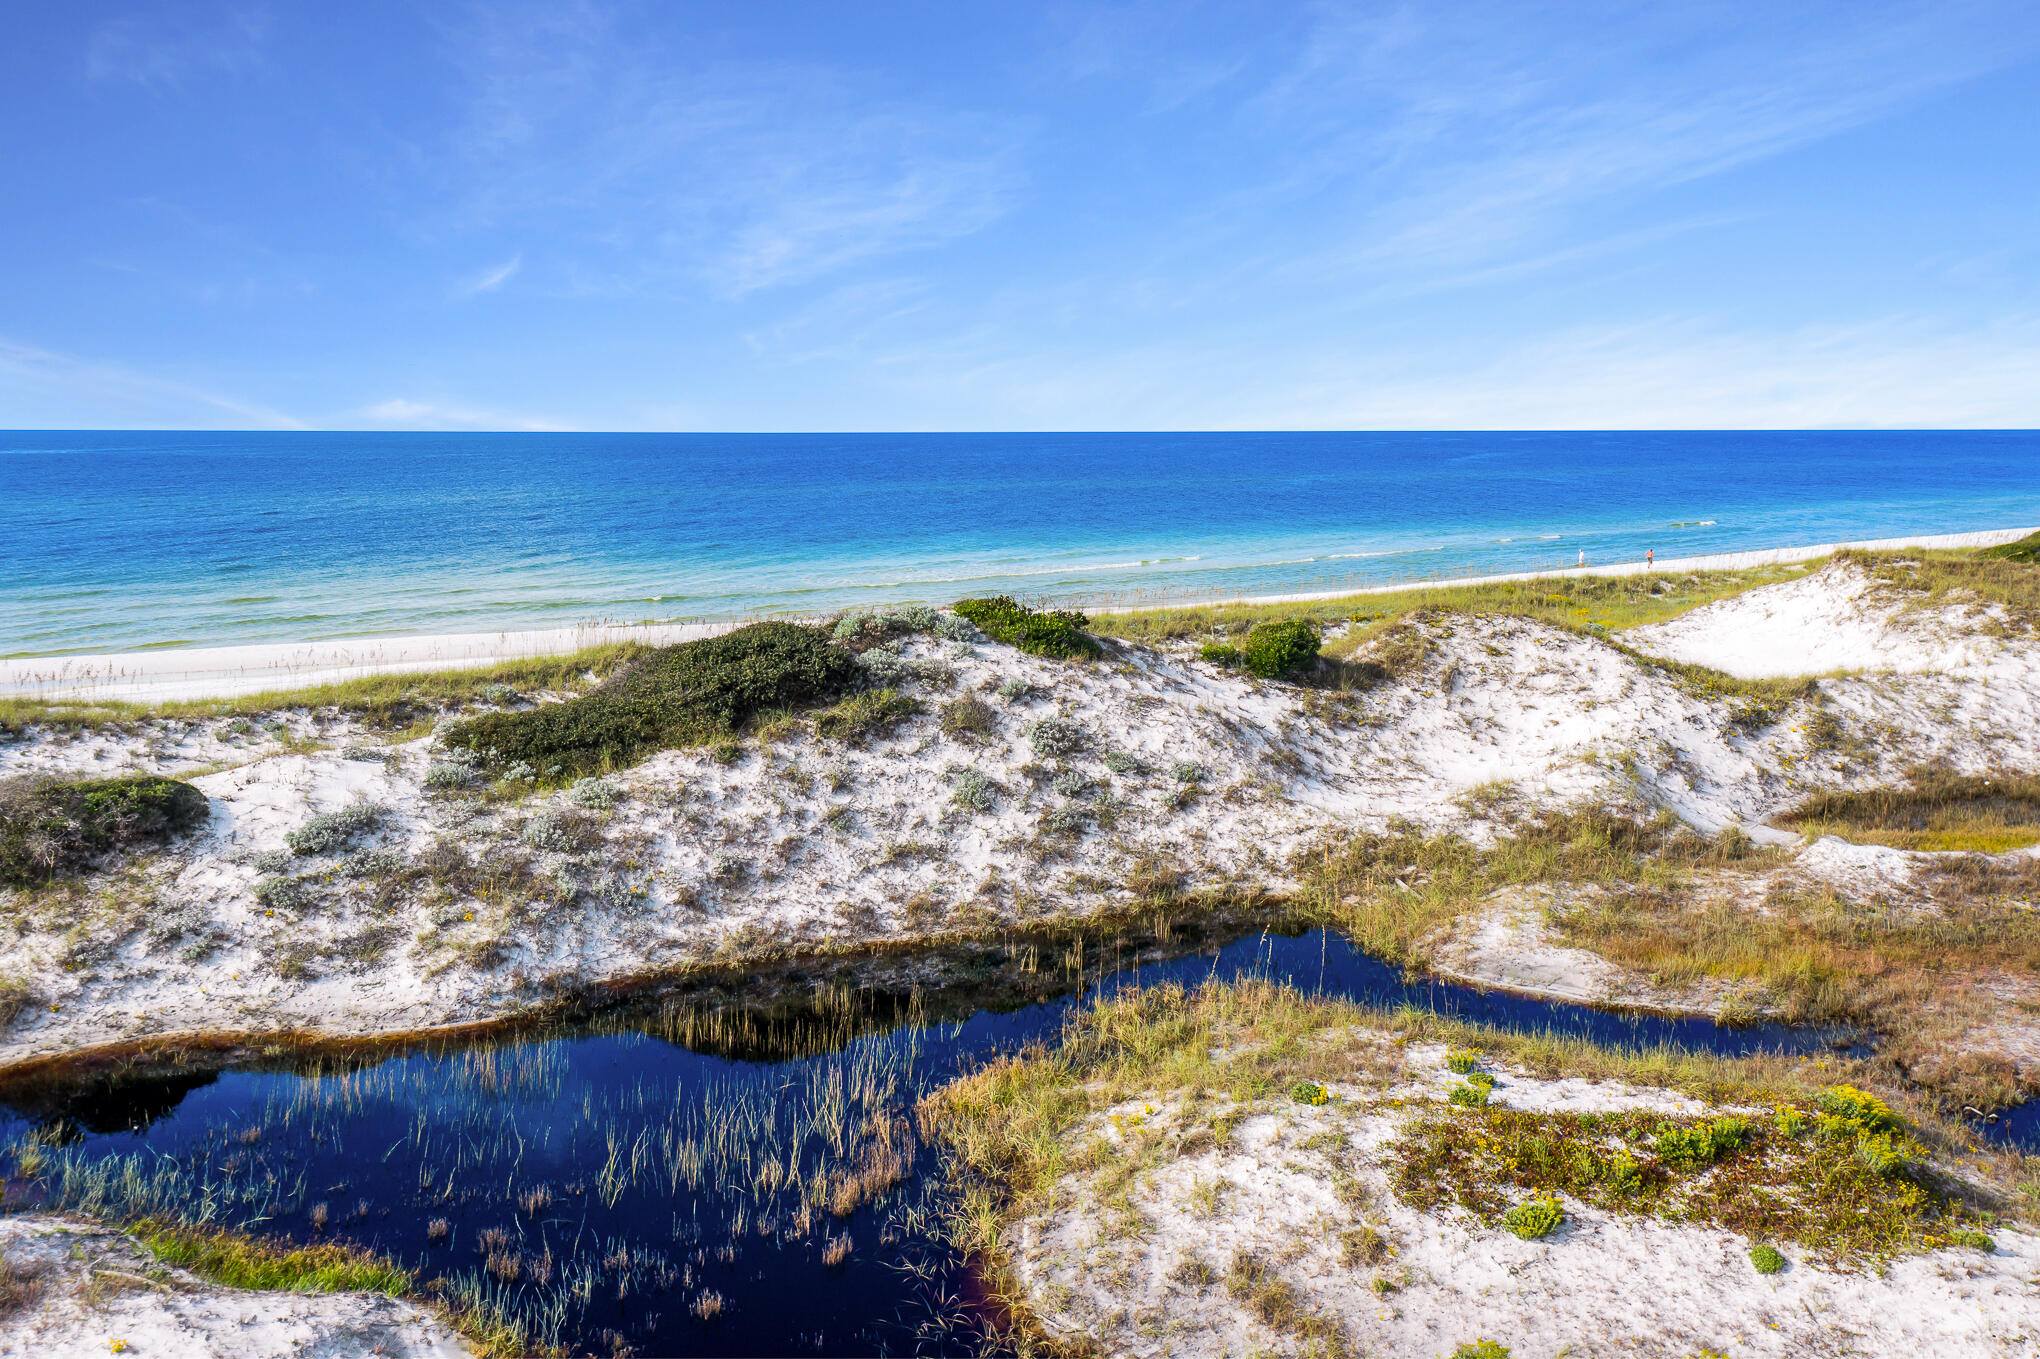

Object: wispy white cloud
[0,335,303,428]
[422,4,1025,296]
[355,397,567,431]
[457,254,523,296]
[85,6,270,89]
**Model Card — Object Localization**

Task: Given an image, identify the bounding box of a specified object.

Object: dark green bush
[951,596,1099,659]
[0,774,209,885]
[1748,1244,1786,1274]
[1240,619,1320,678]
[1199,643,1242,666]
[442,622,856,778]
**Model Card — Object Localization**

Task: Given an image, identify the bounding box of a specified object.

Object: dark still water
[5,429,2038,654]
[0,928,1865,1356]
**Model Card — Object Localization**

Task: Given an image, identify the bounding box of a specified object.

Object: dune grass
[1844,546,2040,625]
[1778,769,2040,852]
[131,1218,410,1295]
[1085,563,1805,649]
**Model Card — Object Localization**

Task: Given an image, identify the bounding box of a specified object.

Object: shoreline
[5,524,2032,704]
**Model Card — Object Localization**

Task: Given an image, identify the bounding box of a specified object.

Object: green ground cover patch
[440,622,856,778]
[1203,619,1322,678]
[1975,531,2040,565]
[132,1218,410,1296]
[1386,1089,1963,1264]
[950,596,1100,659]
[0,774,209,885]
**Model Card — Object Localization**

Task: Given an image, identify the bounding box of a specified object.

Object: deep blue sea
[3,429,2037,655]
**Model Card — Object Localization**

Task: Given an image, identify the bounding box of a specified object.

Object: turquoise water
[3,430,2036,655]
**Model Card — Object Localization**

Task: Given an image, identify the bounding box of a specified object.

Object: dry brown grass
[1779,768,2040,852]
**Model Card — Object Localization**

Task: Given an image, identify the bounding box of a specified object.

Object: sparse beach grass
[1778,768,2040,851]
[1086,563,1803,649]
[924,978,2031,1354]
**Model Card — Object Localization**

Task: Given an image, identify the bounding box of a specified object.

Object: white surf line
[6,526,2032,704]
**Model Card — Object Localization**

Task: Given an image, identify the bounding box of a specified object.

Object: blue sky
[2,1,2037,431]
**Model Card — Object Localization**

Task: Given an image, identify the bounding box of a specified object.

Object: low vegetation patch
[0,774,209,885]
[951,596,1100,659]
[440,622,856,778]
[1386,1082,1964,1265]
[814,688,922,744]
[1088,565,1801,648]
[285,801,384,856]
[1779,768,2040,852]
[1202,618,1323,679]
[1975,530,2040,565]
[131,1218,410,1295]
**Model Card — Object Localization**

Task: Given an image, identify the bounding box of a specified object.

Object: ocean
[3,429,2037,656]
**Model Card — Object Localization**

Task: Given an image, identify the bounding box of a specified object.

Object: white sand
[1008,1043,2040,1359]
[4,561,2037,1068]
[0,1214,470,1359]
[7,526,2031,704]
[0,620,735,704]
[1626,558,2027,678]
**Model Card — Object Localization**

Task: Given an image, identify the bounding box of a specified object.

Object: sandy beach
[6,525,2032,704]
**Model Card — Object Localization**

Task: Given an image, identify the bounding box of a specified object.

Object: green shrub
[1749,1244,1785,1274]
[952,770,996,813]
[285,802,383,856]
[1451,1344,1510,1359]
[1445,1048,1482,1073]
[1239,619,1320,678]
[441,623,856,777]
[951,596,1099,659]
[1815,1085,1897,1135]
[1289,1080,1329,1106]
[1655,1116,1750,1170]
[1600,1150,1643,1197]
[1853,1132,1915,1178]
[1447,1080,1490,1107]
[1951,1228,1995,1252]
[1199,643,1242,666]
[1773,1107,1812,1137]
[1027,717,1088,759]
[1501,1195,1563,1240]
[0,774,209,885]
[1466,1071,1498,1092]
[814,688,923,744]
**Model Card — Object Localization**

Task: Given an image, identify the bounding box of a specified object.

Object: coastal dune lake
[2,927,1863,1357]
[7,429,2040,656]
